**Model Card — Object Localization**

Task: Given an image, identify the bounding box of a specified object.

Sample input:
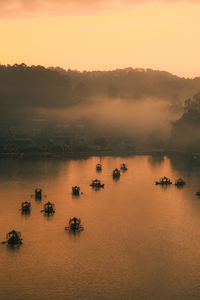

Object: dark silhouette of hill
[0,63,71,109]
[1,63,200,152]
[1,63,200,126]
[170,93,200,152]
[50,66,200,102]
[1,63,200,107]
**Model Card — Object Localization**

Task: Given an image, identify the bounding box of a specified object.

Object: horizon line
[0,62,199,80]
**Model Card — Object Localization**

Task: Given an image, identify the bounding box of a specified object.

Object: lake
[0,155,200,300]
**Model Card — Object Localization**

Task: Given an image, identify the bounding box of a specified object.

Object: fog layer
[0,64,198,153]
[38,97,181,150]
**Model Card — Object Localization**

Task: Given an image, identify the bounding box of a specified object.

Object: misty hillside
[0,63,200,153]
[1,64,200,117]
[51,66,200,103]
[52,67,200,103]
[1,63,200,153]
[170,93,200,152]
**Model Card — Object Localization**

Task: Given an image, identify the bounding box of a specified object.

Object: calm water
[1,155,200,300]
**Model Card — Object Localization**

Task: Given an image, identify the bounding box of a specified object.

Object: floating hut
[175,178,186,187]
[96,164,102,171]
[90,179,104,188]
[155,176,172,185]
[72,186,80,196]
[35,188,42,199]
[65,217,84,231]
[113,168,120,178]
[43,202,55,214]
[2,230,23,245]
[21,201,31,212]
[120,163,128,171]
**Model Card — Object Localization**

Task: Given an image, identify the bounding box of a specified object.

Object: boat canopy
[6,230,21,239]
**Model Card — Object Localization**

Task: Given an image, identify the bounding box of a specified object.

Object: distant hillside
[170,93,200,152]
[0,63,200,120]
[50,66,200,103]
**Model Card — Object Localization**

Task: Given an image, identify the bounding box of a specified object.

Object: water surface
[0,156,200,300]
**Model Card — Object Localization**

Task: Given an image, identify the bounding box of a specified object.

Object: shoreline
[0,150,199,160]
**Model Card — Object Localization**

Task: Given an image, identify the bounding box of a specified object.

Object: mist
[37,97,181,150]
[0,64,194,153]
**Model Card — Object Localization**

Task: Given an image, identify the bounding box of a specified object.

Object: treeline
[1,64,200,113]
[51,66,200,102]
[1,63,200,142]
[0,63,71,109]
[1,63,200,152]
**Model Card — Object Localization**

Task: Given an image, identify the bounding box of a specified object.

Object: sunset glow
[0,1,200,77]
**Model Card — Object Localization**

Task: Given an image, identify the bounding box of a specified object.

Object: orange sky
[0,0,200,77]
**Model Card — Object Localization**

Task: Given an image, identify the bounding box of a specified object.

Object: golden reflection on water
[0,156,200,299]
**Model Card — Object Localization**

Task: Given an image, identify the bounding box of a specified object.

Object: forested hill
[170,93,200,152]
[51,67,200,103]
[1,64,200,114]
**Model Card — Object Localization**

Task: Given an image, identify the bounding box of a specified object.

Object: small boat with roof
[65,217,84,231]
[155,176,172,185]
[42,201,55,214]
[96,164,102,171]
[90,179,104,189]
[175,178,186,187]
[2,230,23,245]
[20,201,31,213]
[113,168,120,178]
[120,163,128,171]
[35,188,42,199]
[72,186,80,196]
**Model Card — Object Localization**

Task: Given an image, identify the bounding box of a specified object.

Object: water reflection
[113,177,120,182]
[175,185,184,190]
[0,158,62,181]
[91,187,104,192]
[72,194,80,198]
[1,155,200,299]
[169,155,200,174]
[67,230,82,238]
[43,214,54,222]
[6,244,22,252]
[21,211,31,218]
[148,155,164,165]
[34,198,42,204]
[158,184,172,190]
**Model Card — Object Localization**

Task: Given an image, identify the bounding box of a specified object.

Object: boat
[35,188,42,199]
[155,176,172,185]
[113,168,120,178]
[120,163,128,171]
[2,230,23,245]
[72,186,80,196]
[65,217,84,231]
[175,178,186,187]
[21,201,31,212]
[90,179,104,188]
[42,202,55,214]
[96,164,102,171]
